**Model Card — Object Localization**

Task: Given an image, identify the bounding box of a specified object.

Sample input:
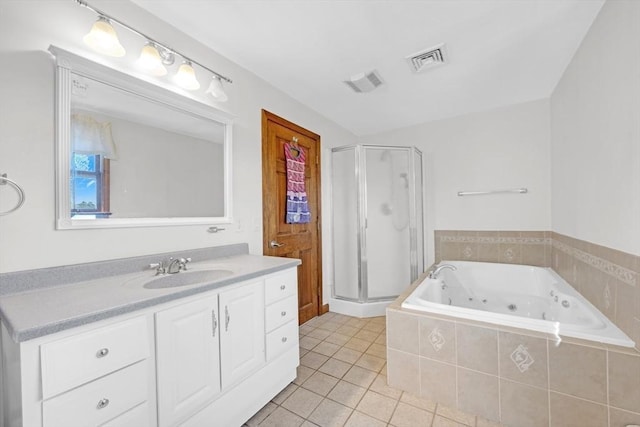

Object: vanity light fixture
[76,0,232,98]
[205,76,228,102]
[137,42,167,76]
[83,16,126,57]
[175,61,200,91]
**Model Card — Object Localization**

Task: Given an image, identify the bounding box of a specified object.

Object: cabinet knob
[97,398,110,409]
[281,337,288,343]
[281,311,287,317]
[96,348,109,358]
[212,309,218,338]
[280,285,286,290]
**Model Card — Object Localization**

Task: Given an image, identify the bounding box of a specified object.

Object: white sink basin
[143,269,234,289]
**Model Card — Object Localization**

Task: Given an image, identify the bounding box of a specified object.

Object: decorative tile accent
[510,344,535,373]
[553,240,636,286]
[504,248,515,262]
[462,246,474,259]
[429,327,446,352]
[604,284,612,310]
[440,235,550,245]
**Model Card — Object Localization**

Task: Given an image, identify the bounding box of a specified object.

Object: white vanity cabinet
[155,294,221,427]
[264,269,298,361]
[219,280,265,388]
[0,313,157,427]
[0,266,299,427]
[155,279,265,427]
[177,269,298,427]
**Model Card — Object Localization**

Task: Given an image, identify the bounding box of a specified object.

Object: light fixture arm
[75,0,233,84]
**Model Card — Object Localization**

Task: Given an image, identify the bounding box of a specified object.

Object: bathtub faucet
[428,263,457,279]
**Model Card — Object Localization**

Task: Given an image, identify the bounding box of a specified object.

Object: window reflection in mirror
[71,153,109,218]
[69,73,226,220]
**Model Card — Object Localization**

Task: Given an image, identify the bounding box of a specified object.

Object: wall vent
[343,70,384,93]
[406,43,447,73]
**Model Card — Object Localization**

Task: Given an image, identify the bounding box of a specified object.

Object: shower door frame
[331,144,424,304]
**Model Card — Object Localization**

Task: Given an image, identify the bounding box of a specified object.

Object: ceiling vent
[343,70,384,93]
[406,43,447,73]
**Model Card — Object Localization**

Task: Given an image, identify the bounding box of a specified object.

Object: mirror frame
[50,46,233,229]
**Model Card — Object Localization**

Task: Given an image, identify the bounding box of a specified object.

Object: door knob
[270,240,285,248]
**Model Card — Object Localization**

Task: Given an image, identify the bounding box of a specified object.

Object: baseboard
[321,303,330,314]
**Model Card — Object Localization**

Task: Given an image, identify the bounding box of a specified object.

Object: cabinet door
[219,281,265,388]
[155,294,220,427]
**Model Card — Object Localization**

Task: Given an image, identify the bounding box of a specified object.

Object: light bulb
[137,43,167,76]
[174,61,200,90]
[205,76,228,102]
[83,17,126,57]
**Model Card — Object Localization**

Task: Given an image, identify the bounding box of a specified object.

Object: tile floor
[244,312,503,427]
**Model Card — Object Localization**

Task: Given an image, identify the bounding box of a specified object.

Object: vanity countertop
[0,252,300,342]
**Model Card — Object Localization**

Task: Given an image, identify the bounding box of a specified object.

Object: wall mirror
[50,46,233,229]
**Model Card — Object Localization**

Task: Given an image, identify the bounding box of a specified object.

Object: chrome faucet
[166,257,191,274]
[149,260,167,276]
[149,257,191,275]
[428,263,457,279]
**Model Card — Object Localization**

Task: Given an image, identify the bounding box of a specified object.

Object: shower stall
[331,145,424,317]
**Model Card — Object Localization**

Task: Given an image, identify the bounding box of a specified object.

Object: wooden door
[219,281,265,388]
[155,294,221,427]
[262,110,324,325]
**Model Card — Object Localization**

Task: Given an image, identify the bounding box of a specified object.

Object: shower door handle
[270,240,285,248]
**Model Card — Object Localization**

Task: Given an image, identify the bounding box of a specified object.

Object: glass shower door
[332,147,359,300]
[363,147,412,300]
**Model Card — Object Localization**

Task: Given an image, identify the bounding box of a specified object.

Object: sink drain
[507,304,517,312]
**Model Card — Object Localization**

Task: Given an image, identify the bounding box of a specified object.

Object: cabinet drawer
[41,315,149,399]
[101,402,149,427]
[43,361,148,427]
[265,269,297,305]
[266,320,298,361]
[265,295,298,333]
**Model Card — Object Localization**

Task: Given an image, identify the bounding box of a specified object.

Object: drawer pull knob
[212,309,218,338]
[281,311,287,316]
[281,337,288,343]
[280,285,286,290]
[97,398,110,409]
[96,348,109,358]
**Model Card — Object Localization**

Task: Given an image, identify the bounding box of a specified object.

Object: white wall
[0,0,358,287]
[363,99,552,265]
[550,0,640,255]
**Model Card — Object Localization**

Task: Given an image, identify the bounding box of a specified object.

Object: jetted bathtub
[402,260,635,348]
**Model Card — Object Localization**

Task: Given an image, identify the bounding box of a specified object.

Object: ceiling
[131,0,604,136]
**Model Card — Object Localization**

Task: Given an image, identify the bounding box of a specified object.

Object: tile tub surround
[434,231,552,267]
[386,304,640,426]
[434,230,640,352]
[551,232,640,352]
